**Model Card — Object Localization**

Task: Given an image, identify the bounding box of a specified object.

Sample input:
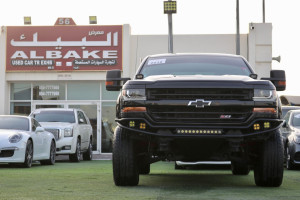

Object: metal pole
[236,0,240,55]
[263,0,265,23]
[168,0,174,53]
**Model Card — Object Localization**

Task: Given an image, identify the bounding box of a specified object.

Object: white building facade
[0,22,273,154]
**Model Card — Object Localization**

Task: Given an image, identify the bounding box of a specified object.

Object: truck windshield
[140,55,252,78]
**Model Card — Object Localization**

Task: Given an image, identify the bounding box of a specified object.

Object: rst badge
[220,115,232,119]
[188,99,212,108]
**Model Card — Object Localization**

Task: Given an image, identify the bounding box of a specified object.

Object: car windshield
[33,110,75,123]
[0,117,29,131]
[292,113,300,126]
[139,55,252,78]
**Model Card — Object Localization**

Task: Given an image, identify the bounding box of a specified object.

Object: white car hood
[39,122,75,129]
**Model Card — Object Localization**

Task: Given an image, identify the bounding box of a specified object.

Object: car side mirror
[282,121,288,128]
[36,127,45,133]
[79,118,84,124]
[261,70,286,91]
[106,70,130,91]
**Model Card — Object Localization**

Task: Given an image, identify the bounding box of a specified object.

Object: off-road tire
[231,161,250,175]
[138,155,150,175]
[83,138,93,161]
[113,126,139,186]
[254,130,284,187]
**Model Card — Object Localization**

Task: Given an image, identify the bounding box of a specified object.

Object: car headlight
[64,128,73,137]
[9,133,23,143]
[253,89,276,101]
[122,89,146,100]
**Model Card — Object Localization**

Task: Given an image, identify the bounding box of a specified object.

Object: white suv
[30,108,93,162]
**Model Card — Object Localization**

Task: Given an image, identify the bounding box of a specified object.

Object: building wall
[0,23,273,115]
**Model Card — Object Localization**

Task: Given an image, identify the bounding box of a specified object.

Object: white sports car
[0,115,56,167]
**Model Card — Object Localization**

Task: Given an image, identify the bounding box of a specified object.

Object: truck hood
[39,122,75,129]
[125,75,274,89]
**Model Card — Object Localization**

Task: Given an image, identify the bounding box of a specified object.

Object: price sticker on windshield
[147,59,166,65]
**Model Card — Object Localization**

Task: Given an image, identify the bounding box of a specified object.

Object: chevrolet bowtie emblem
[188,99,212,108]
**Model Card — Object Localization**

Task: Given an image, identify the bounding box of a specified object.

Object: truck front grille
[147,88,253,124]
[148,106,252,124]
[45,129,60,140]
[147,88,253,100]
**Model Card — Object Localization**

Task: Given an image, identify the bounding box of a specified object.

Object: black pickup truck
[106,53,286,187]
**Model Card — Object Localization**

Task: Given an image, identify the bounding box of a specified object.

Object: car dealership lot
[0,161,300,200]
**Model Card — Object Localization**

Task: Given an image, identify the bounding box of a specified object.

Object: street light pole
[164,0,177,53]
[168,8,174,53]
[263,0,265,23]
[236,0,240,55]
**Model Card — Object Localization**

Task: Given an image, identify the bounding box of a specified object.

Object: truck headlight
[9,133,23,143]
[122,89,146,100]
[253,89,276,101]
[64,128,73,137]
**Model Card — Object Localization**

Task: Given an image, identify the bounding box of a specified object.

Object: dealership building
[0,20,274,154]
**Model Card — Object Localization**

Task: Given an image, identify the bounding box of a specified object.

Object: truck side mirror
[105,70,130,91]
[261,70,286,91]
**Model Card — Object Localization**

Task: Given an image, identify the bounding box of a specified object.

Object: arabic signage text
[6,25,123,71]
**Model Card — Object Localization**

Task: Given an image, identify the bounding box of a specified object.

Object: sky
[0,0,299,95]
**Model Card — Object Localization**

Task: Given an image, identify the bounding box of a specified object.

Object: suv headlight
[9,133,23,143]
[122,89,146,100]
[253,89,276,101]
[64,128,73,137]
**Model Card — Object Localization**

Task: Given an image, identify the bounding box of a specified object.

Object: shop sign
[6,25,123,71]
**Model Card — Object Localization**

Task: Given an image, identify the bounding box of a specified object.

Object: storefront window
[101,82,120,100]
[10,102,31,115]
[101,102,117,153]
[10,83,31,100]
[33,83,65,100]
[67,82,100,100]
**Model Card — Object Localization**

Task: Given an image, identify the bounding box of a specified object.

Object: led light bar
[176,129,222,134]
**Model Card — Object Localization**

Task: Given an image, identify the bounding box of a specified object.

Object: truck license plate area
[176,129,223,134]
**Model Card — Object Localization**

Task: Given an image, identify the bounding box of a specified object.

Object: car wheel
[254,130,284,187]
[138,155,150,175]
[41,140,56,165]
[286,145,296,170]
[23,140,33,168]
[113,126,139,186]
[231,161,250,175]
[83,138,93,161]
[69,138,81,162]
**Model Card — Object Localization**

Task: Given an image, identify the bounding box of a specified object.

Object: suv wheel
[69,138,81,162]
[254,130,284,187]
[231,161,250,175]
[83,138,93,161]
[113,126,139,186]
[286,145,296,170]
